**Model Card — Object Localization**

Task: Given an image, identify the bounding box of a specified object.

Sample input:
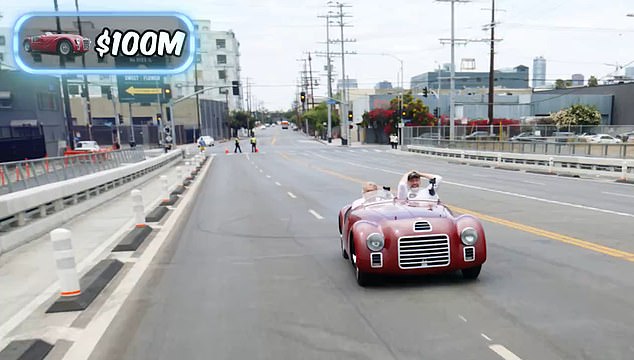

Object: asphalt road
[87,126,634,360]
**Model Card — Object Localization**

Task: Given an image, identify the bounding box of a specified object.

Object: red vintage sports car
[23,32,90,56]
[338,189,487,286]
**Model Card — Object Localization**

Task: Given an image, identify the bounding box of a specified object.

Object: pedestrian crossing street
[220,148,394,156]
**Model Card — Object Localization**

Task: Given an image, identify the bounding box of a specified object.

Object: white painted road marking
[287,192,297,199]
[458,315,468,322]
[374,149,382,152]
[602,191,634,199]
[489,344,523,360]
[266,175,271,178]
[309,209,324,220]
[312,153,634,219]
[259,169,263,173]
[481,333,493,341]
[362,149,369,153]
[275,182,281,186]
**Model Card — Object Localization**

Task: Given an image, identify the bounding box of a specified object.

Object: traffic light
[232,80,240,95]
[118,114,124,125]
[347,110,353,122]
[162,85,172,100]
[156,113,162,125]
[401,110,407,117]
[300,91,306,103]
[423,87,428,97]
[349,124,353,129]
[433,107,439,118]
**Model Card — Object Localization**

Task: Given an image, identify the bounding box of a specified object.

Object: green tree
[229,110,252,131]
[588,75,599,87]
[555,79,567,89]
[551,104,601,129]
[300,102,340,135]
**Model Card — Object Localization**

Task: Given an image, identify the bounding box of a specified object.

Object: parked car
[74,141,101,151]
[338,189,487,286]
[510,132,545,142]
[587,134,622,144]
[23,32,90,56]
[616,131,634,142]
[463,131,496,141]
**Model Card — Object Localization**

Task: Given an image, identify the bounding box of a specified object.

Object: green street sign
[116,75,170,103]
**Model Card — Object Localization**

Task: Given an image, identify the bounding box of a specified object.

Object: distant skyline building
[571,74,584,86]
[375,81,393,90]
[532,56,546,87]
[410,65,529,90]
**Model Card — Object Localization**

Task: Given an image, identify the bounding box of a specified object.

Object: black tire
[355,263,372,287]
[57,39,72,56]
[461,265,482,280]
[23,40,31,53]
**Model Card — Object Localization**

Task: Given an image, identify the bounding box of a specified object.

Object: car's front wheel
[461,265,482,280]
[340,236,348,259]
[57,40,72,56]
[23,40,32,53]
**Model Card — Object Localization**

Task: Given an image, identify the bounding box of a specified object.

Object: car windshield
[356,189,395,208]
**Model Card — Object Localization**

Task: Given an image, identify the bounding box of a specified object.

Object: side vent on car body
[370,253,383,268]
[463,246,475,262]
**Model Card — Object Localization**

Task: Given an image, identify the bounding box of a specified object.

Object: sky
[2,0,634,110]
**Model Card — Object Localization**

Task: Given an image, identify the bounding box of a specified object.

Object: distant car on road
[463,131,496,141]
[23,32,91,56]
[510,132,545,142]
[338,188,487,286]
[74,141,101,152]
[197,136,215,147]
[587,134,622,144]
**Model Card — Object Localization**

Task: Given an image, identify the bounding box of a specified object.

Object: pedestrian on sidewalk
[250,135,257,152]
[390,133,399,149]
[234,136,242,153]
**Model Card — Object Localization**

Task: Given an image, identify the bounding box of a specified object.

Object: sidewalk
[0,152,198,338]
[313,136,394,149]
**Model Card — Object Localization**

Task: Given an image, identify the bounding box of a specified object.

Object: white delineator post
[548,157,554,174]
[621,161,628,182]
[50,228,81,297]
[160,175,169,201]
[131,189,145,228]
[176,166,182,181]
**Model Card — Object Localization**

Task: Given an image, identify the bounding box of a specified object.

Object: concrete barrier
[405,145,633,181]
[0,150,183,254]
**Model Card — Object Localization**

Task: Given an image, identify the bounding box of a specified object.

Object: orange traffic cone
[255,147,259,153]
[225,148,229,154]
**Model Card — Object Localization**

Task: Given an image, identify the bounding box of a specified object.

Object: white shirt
[397,175,442,200]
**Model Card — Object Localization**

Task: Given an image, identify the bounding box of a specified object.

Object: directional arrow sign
[125,87,163,96]
[117,75,166,103]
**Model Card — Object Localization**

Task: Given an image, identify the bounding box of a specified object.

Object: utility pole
[194,53,201,141]
[329,1,354,146]
[54,0,75,150]
[308,52,315,109]
[317,13,334,142]
[437,0,470,141]
[487,0,495,127]
[74,0,93,141]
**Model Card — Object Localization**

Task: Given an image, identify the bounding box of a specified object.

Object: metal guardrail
[0,150,184,237]
[406,139,634,159]
[405,145,633,181]
[0,149,146,195]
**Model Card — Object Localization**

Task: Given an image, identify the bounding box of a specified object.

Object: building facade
[375,81,392,89]
[532,56,546,88]
[571,74,584,86]
[0,27,15,71]
[411,65,529,91]
[169,20,242,110]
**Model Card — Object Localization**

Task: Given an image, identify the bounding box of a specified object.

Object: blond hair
[362,181,378,193]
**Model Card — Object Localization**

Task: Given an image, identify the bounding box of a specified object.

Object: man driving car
[396,170,442,201]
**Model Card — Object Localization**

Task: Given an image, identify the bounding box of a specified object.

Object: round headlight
[461,227,478,246]
[366,233,384,252]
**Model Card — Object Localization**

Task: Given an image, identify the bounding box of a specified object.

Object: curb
[46,259,123,313]
[0,339,53,360]
[171,185,186,195]
[160,194,179,206]
[112,226,153,252]
[145,206,169,222]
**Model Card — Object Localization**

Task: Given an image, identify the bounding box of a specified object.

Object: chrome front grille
[83,39,90,50]
[398,234,450,269]
[413,221,431,232]
[463,246,475,262]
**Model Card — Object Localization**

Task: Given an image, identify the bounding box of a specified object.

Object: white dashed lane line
[602,191,634,199]
[266,175,271,178]
[458,315,467,322]
[481,333,492,342]
[287,192,297,199]
[489,344,523,360]
[275,182,281,186]
[308,209,324,220]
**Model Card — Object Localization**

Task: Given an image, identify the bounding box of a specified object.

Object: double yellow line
[281,152,634,263]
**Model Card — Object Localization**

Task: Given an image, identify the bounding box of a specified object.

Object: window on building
[0,91,12,109]
[217,54,227,64]
[218,70,226,80]
[196,70,204,80]
[37,93,59,111]
[0,36,5,46]
[216,39,226,49]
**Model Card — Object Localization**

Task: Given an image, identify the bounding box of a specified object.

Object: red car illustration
[23,32,90,56]
[338,189,487,286]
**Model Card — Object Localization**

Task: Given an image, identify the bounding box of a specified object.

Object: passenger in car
[396,170,442,201]
[351,181,379,209]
